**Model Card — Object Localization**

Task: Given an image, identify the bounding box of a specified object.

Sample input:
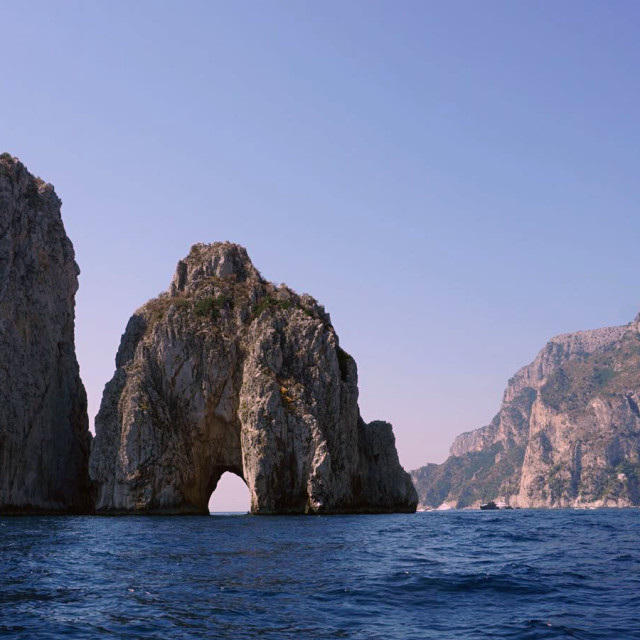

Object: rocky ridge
[89,243,417,514]
[0,154,92,513]
[412,318,640,508]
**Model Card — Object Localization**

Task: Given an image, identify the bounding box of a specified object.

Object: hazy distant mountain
[412,316,640,508]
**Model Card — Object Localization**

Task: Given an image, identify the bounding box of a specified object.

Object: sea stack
[90,242,417,514]
[0,154,92,513]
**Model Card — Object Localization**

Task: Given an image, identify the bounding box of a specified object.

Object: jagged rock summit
[412,316,640,509]
[90,242,417,514]
[0,154,92,513]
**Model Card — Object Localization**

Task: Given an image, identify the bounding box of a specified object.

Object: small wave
[612,553,634,561]
[379,569,553,598]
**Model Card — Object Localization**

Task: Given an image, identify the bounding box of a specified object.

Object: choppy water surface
[1,510,639,639]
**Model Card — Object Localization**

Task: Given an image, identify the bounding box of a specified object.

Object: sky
[2,1,640,511]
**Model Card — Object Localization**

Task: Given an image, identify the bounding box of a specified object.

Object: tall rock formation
[90,243,417,514]
[0,154,92,513]
[412,318,640,508]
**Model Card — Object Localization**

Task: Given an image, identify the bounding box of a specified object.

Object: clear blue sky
[2,1,640,510]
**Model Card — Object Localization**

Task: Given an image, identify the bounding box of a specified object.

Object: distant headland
[412,318,640,509]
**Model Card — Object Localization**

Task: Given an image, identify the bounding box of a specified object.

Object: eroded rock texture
[412,320,640,508]
[0,154,92,513]
[90,243,417,514]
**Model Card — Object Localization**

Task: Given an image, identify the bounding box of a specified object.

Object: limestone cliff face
[89,243,417,514]
[0,154,92,513]
[412,319,640,508]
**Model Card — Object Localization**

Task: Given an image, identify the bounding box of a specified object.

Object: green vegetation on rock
[194,294,232,319]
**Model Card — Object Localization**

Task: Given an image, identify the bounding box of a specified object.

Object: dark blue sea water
[1,510,639,639]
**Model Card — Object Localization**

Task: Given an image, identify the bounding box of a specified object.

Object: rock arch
[208,471,251,513]
[89,243,417,515]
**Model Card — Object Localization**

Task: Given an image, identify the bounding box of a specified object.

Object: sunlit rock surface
[412,319,640,508]
[90,242,417,514]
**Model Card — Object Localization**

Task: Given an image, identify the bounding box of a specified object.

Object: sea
[1,509,639,639]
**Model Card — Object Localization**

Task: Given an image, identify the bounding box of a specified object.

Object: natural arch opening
[208,471,251,514]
